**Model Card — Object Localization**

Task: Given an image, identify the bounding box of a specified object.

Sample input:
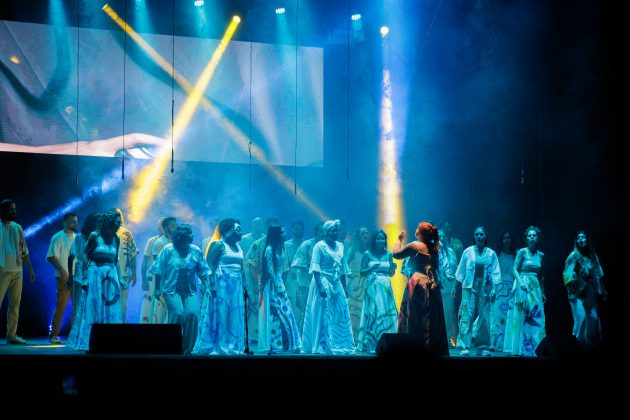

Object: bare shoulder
[413,241,429,253]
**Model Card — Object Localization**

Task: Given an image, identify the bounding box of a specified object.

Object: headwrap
[323,220,338,235]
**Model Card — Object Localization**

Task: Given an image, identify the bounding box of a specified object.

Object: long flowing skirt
[194,267,246,355]
[356,273,398,353]
[398,273,449,356]
[67,263,123,350]
[439,278,456,346]
[489,279,512,350]
[258,277,301,353]
[346,273,367,342]
[569,284,602,348]
[504,273,546,356]
[301,274,355,355]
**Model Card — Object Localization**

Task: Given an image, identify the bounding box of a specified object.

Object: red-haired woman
[393,222,448,356]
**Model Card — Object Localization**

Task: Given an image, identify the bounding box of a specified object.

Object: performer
[194,218,246,355]
[504,226,546,356]
[151,225,210,355]
[67,213,101,323]
[356,230,397,353]
[258,224,301,353]
[112,208,138,322]
[437,229,457,347]
[345,226,371,341]
[455,227,500,356]
[290,222,324,329]
[301,220,355,355]
[46,212,78,344]
[139,217,167,324]
[284,220,305,330]
[66,210,126,350]
[490,231,515,351]
[152,217,177,259]
[243,217,279,350]
[563,231,606,349]
[0,199,36,345]
[239,217,265,256]
[442,219,463,343]
[393,222,448,356]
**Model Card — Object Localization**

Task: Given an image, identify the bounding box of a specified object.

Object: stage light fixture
[275,8,286,15]
[380,26,389,38]
[194,0,205,7]
[351,14,361,21]
[233,15,241,23]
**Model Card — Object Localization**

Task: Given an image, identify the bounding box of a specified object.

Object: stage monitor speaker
[376,333,426,356]
[89,324,182,355]
[535,334,583,359]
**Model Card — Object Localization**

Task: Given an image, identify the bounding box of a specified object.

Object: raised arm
[392,229,420,260]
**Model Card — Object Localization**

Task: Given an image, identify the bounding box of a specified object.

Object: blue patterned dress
[194,240,246,355]
[504,248,546,356]
[67,235,122,350]
[356,251,398,353]
[490,252,514,351]
[258,245,301,353]
[301,240,355,355]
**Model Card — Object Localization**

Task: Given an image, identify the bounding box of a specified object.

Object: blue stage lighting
[275,7,286,15]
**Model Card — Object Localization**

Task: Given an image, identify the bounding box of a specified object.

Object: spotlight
[380,26,389,38]
[194,0,205,7]
[275,7,286,15]
[351,14,361,21]
[232,15,241,23]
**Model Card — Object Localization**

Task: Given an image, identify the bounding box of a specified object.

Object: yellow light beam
[103,4,329,222]
[109,4,241,222]
[378,67,406,310]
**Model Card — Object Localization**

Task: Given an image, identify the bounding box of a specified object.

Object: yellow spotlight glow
[104,5,328,222]
[378,65,405,309]
[380,26,389,38]
[232,15,241,23]
[129,18,241,223]
[102,3,241,223]
[10,55,20,64]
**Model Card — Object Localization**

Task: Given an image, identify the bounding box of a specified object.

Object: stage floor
[0,337,626,412]
[0,336,513,357]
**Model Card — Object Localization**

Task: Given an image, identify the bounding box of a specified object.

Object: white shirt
[0,221,29,272]
[46,230,75,277]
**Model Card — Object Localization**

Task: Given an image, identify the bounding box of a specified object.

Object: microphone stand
[243,287,254,355]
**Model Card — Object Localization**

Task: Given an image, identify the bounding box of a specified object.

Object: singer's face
[326,226,339,241]
[526,230,538,247]
[576,233,587,249]
[233,223,243,241]
[474,229,486,245]
[375,232,387,250]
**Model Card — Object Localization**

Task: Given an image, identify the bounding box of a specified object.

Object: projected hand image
[0,132,166,157]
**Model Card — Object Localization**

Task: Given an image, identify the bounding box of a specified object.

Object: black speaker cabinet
[376,333,426,355]
[89,324,182,354]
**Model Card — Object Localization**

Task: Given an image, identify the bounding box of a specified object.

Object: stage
[1,338,625,412]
